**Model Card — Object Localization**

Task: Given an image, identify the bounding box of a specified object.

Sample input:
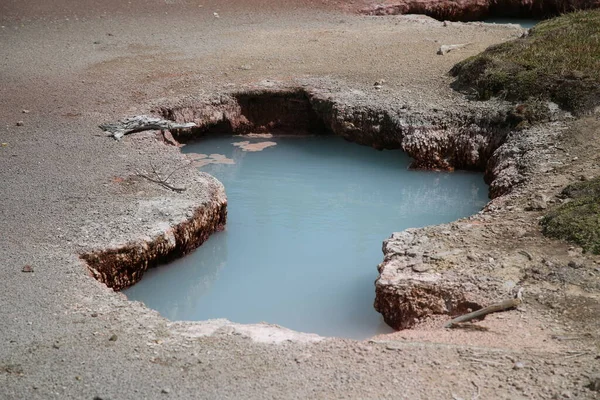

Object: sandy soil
[1,1,599,399]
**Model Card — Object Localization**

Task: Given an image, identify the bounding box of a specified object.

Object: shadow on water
[125,230,228,321]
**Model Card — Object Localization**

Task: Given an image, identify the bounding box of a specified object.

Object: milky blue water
[482,18,541,29]
[125,135,488,339]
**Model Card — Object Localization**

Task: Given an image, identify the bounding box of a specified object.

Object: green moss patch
[451,10,600,115]
[541,178,600,254]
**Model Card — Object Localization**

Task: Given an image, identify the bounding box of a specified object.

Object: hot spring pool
[125,135,488,339]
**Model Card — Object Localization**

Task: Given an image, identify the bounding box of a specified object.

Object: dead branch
[100,115,196,140]
[135,161,187,193]
[444,289,523,328]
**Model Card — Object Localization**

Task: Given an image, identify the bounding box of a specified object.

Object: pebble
[90,313,98,318]
[22,109,29,114]
[16,121,24,126]
[108,334,118,342]
[513,361,525,370]
[411,264,430,273]
[161,388,170,394]
[586,376,600,392]
[21,265,34,273]
[294,353,312,363]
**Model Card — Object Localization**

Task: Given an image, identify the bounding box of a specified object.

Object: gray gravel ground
[1,1,599,399]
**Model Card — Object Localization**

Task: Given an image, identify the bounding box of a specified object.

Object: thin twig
[471,381,481,400]
[136,173,186,192]
[551,334,592,341]
[135,162,187,193]
[563,351,591,359]
[163,163,187,183]
[462,357,504,366]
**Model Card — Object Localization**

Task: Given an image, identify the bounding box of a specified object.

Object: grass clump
[451,10,600,115]
[541,178,600,254]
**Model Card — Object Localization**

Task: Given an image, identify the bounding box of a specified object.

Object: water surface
[126,135,488,339]
[482,18,541,29]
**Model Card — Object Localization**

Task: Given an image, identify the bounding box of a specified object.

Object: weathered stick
[444,295,522,328]
[100,115,196,140]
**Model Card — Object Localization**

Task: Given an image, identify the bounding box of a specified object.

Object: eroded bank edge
[81,195,227,291]
[359,0,599,21]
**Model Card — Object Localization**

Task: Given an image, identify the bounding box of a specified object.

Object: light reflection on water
[125,135,489,339]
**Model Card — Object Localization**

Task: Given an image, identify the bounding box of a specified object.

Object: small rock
[21,265,34,273]
[16,121,24,126]
[108,334,118,342]
[90,313,98,318]
[213,12,220,18]
[239,64,252,70]
[411,264,430,273]
[52,342,60,349]
[526,194,548,211]
[437,43,469,55]
[586,376,600,392]
[561,390,572,398]
[161,388,170,394]
[22,109,30,114]
[93,41,101,44]
[513,361,525,370]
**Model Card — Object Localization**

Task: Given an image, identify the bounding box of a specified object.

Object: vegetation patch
[541,178,600,254]
[450,10,600,116]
